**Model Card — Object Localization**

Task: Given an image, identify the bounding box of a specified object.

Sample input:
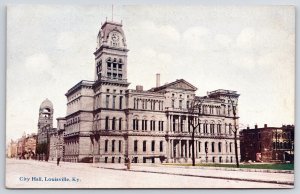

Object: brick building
[15,133,37,159]
[63,19,240,163]
[240,124,294,163]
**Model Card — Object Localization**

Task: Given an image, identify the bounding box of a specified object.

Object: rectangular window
[153,121,155,131]
[145,120,148,131]
[119,96,123,109]
[106,95,110,108]
[186,101,189,109]
[151,141,155,152]
[134,140,138,152]
[105,140,108,152]
[160,141,163,152]
[119,140,122,152]
[172,99,175,108]
[158,121,161,131]
[112,118,115,130]
[112,96,116,109]
[112,140,115,152]
[179,100,182,109]
[119,118,122,130]
[143,141,146,152]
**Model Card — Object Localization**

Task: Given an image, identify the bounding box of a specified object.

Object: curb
[99,166,294,186]
[134,163,294,174]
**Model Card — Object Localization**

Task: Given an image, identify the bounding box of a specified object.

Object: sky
[6,5,295,142]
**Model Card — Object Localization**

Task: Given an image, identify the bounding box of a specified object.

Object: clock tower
[94,21,129,83]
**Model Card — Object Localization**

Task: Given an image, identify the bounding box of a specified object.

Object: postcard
[6,5,295,188]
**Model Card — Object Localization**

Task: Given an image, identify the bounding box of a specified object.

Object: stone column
[170,115,173,132]
[167,138,170,162]
[170,139,173,158]
[178,140,182,158]
[178,115,181,132]
[187,140,190,158]
[167,115,170,132]
[184,140,187,158]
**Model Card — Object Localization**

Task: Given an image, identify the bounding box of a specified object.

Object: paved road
[6,159,293,188]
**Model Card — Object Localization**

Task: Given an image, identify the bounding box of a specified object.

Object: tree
[90,120,100,165]
[227,92,240,168]
[188,96,205,166]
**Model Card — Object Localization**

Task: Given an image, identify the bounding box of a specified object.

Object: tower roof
[99,21,126,44]
[40,98,53,108]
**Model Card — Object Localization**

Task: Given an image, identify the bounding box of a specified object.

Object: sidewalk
[98,163,294,186]
[8,159,294,186]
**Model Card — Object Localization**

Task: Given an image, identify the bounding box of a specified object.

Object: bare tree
[90,120,100,165]
[227,93,240,168]
[188,96,205,166]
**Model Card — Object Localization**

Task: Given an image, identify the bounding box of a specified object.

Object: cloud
[24,53,54,72]
[182,26,210,51]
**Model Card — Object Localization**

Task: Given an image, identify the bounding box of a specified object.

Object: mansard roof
[150,79,197,92]
[100,21,126,44]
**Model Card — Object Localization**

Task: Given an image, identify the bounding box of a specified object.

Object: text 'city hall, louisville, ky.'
[45,19,241,164]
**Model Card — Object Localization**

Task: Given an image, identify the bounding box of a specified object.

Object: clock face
[111,33,119,42]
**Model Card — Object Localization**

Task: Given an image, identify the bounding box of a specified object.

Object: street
[6,159,293,188]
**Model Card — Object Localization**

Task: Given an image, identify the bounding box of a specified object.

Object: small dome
[40,98,53,109]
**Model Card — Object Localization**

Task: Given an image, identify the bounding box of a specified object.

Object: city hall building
[63,19,240,164]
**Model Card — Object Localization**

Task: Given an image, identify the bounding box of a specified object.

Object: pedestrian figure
[57,157,61,166]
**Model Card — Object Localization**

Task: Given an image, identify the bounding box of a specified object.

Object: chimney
[255,124,258,129]
[264,124,267,128]
[136,85,143,91]
[156,73,160,87]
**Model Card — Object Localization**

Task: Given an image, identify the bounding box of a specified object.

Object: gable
[170,81,197,91]
[152,79,197,92]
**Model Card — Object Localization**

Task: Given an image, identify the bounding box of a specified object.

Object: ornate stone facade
[63,20,240,163]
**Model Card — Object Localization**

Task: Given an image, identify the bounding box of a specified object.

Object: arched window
[160,141,163,152]
[229,142,232,152]
[211,142,215,152]
[151,141,155,152]
[210,123,215,134]
[205,142,208,153]
[218,142,222,152]
[105,117,109,130]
